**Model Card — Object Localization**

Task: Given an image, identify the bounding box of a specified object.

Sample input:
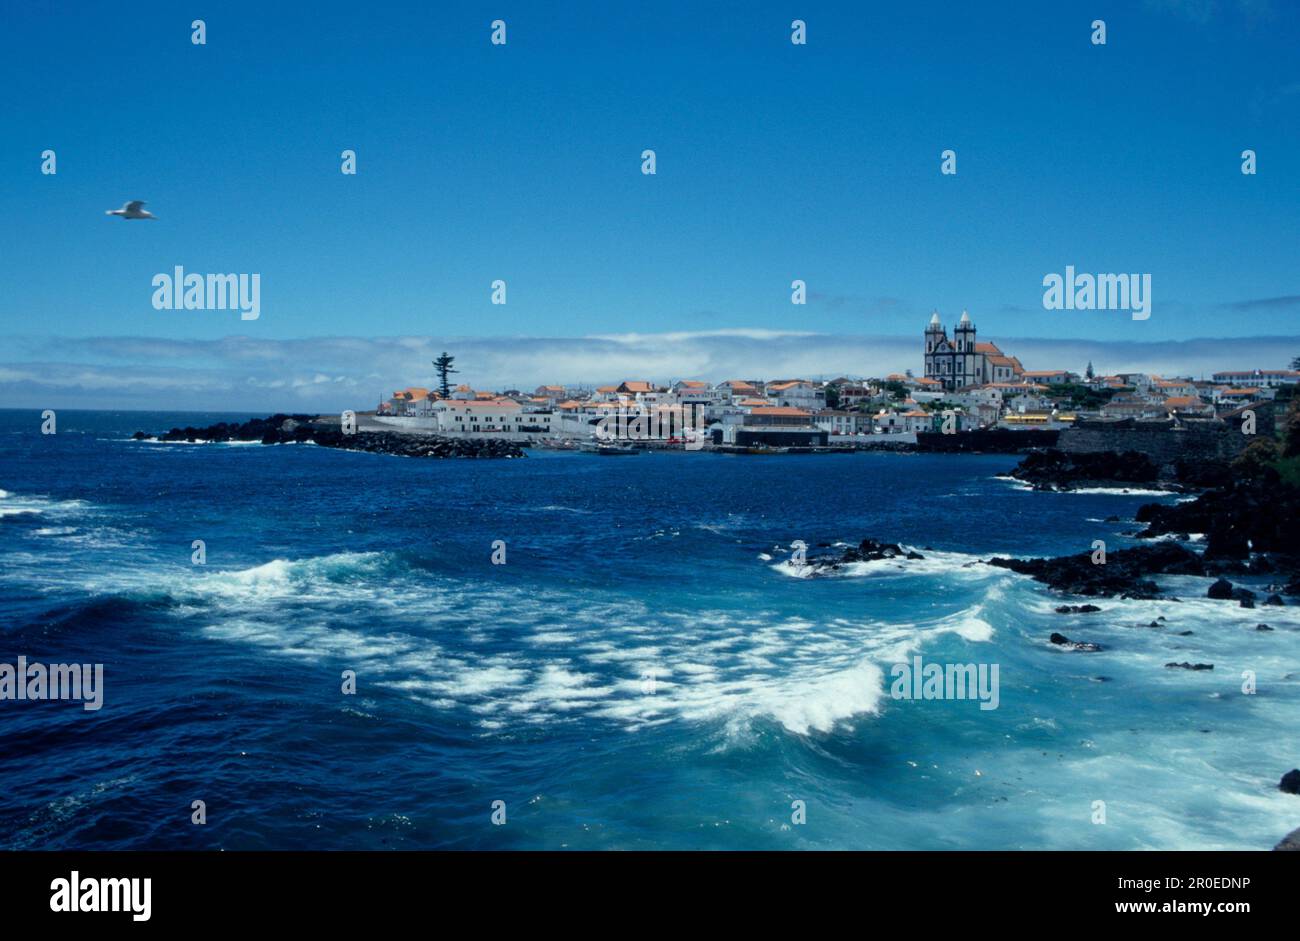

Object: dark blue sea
[1,410,1296,849]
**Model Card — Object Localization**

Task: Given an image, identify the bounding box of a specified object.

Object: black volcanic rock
[1006,449,1164,492]
[1265,594,1285,606]
[918,428,1058,453]
[795,538,924,575]
[1207,578,1234,600]
[1280,769,1300,795]
[1055,604,1102,614]
[1165,662,1214,671]
[1171,458,1235,490]
[987,543,1204,599]
[136,415,525,459]
[1137,478,1300,561]
[841,538,919,562]
[1275,827,1300,851]
[1049,632,1104,652]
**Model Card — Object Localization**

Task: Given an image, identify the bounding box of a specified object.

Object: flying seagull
[106,200,157,220]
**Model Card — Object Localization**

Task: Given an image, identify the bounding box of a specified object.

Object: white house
[765,380,826,409]
[812,410,866,436]
[873,409,930,434]
[432,398,524,433]
[1211,369,1300,389]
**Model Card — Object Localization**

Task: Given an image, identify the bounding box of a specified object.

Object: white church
[923,310,1024,391]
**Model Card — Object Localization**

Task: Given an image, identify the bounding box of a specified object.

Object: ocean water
[1,409,1297,850]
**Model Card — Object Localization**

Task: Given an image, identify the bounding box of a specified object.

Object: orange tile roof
[436,398,520,409]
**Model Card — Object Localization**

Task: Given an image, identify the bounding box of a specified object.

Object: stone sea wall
[1058,424,1253,471]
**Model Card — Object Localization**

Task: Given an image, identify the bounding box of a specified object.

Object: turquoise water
[1,409,1297,849]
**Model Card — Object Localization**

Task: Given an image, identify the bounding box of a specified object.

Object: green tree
[825,383,841,409]
[1233,435,1280,480]
[432,352,458,398]
[1284,396,1300,460]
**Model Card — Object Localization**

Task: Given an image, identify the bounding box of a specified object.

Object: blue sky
[1,0,1297,408]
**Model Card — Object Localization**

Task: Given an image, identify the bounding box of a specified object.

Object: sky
[1,0,1297,409]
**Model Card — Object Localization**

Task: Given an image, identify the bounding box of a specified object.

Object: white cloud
[1,330,1296,411]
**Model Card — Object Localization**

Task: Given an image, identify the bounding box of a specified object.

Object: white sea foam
[75,543,1298,750]
[770,546,993,581]
[992,476,1178,497]
[134,549,1005,737]
[1067,486,1179,496]
[0,487,89,519]
[743,659,885,736]
[935,611,995,643]
[185,552,392,601]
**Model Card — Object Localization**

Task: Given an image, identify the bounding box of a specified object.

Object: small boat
[580,441,641,455]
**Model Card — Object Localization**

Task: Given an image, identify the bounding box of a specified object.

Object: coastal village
[372,312,1299,452]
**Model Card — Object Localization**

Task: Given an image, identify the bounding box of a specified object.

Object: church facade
[923,310,1023,391]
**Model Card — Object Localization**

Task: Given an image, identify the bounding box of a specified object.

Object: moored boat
[579,441,641,455]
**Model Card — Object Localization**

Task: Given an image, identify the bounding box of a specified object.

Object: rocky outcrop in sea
[1136,475,1300,565]
[786,538,924,575]
[986,543,1206,599]
[1005,447,1241,492]
[983,465,1300,600]
[1007,448,1163,491]
[1049,632,1104,652]
[133,415,525,459]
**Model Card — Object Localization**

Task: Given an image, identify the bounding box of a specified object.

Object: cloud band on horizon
[2,330,1297,412]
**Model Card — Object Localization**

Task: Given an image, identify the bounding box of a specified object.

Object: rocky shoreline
[1004,447,1235,492]
[782,538,925,576]
[133,414,526,459]
[991,444,1300,599]
[781,444,1300,848]
[985,485,1299,602]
